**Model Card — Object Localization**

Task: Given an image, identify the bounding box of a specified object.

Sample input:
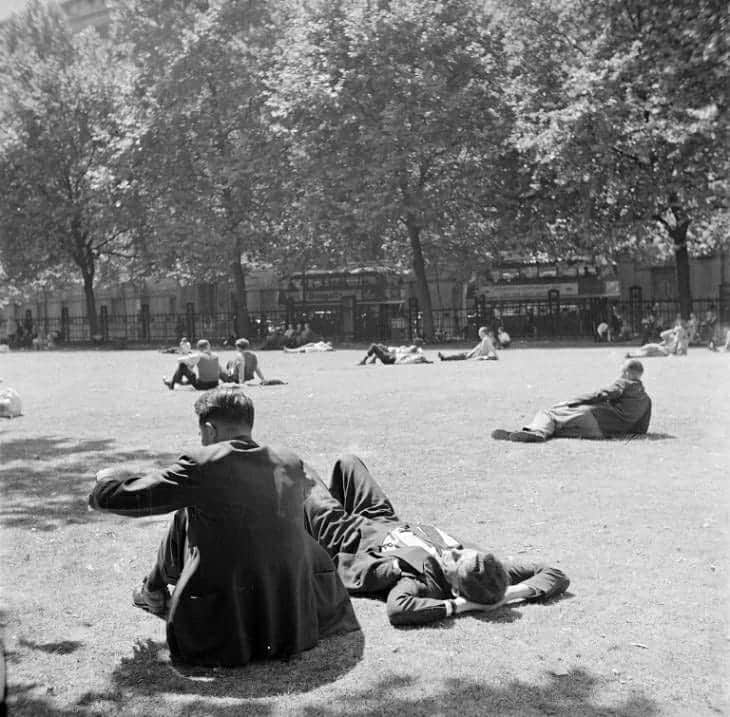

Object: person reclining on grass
[89,385,358,667]
[492,359,651,443]
[163,339,227,390]
[224,338,285,385]
[357,338,432,365]
[438,326,498,361]
[626,321,688,358]
[284,340,334,353]
[304,455,569,626]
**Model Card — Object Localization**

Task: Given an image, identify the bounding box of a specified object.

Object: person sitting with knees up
[163,339,226,390]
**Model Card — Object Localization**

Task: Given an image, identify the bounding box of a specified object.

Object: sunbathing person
[626,321,688,358]
[492,359,651,443]
[438,327,498,361]
[304,455,569,626]
[357,338,432,365]
[163,339,226,390]
[284,341,334,353]
[89,386,358,666]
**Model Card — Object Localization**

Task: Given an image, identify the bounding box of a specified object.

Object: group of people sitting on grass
[163,338,285,390]
[90,353,657,668]
[261,321,321,350]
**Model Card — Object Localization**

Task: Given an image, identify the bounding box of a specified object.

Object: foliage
[268,0,518,336]
[499,0,729,312]
[118,0,292,334]
[0,0,142,333]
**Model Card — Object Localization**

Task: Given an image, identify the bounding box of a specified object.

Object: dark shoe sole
[132,589,169,618]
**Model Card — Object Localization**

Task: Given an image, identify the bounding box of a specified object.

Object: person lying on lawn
[357,338,432,365]
[304,454,569,626]
[89,385,358,667]
[438,326,498,361]
[163,339,227,390]
[625,320,688,358]
[492,358,651,443]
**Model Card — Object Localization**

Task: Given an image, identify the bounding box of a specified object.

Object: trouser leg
[527,405,603,439]
[524,409,556,437]
[303,470,366,557]
[371,345,395,364]
[440,352,467,361]
[329,454,400,523]
[146,509,188,589]
[170,362,196,388]
[553,407,604,439]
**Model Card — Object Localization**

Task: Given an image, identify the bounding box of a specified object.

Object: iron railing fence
[3,297,724,347]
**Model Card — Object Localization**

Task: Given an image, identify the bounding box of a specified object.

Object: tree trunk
[671,221,692,319]
[230,249,250,337]
[81,268,99,339]
[406,214,435,340]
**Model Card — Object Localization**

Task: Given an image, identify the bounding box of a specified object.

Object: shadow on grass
[294,670,659,717]
[106,632,365,700]
[10,667,659,717]
[0,436,177,531]
[17,639,83,655]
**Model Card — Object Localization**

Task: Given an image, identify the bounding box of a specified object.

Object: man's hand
[95,467,134,483]
[452,595,505,614]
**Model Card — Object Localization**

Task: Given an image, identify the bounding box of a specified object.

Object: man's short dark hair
[624,359,644,377]
[235,338,250,350]
[194,385,254,427]
[454,552,508,604]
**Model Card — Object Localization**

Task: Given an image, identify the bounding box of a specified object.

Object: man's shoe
[132,578,169,618]
[438,352,445,360]
[162,377,174,390]
[491,429,512,441]
[510,430,547,443]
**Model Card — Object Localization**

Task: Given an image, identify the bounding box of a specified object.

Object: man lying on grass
[89,385,358,667]
[491,359,651,443]
[304,455,569,626]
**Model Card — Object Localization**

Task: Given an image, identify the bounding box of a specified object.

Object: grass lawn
[1,344,728,716]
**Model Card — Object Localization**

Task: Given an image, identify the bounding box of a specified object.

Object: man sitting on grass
[163,339,226,390]
[89,385,358,667]
[304,455,569,626]
[492,359,651,443]
[438,326,498,361]
[224,338,285,385]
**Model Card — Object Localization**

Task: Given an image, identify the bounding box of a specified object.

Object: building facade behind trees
[2,252,728,347]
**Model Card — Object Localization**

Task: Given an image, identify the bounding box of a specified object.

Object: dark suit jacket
[89,441,359,666]
[570,377,652,435]
[331,529,568,627]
